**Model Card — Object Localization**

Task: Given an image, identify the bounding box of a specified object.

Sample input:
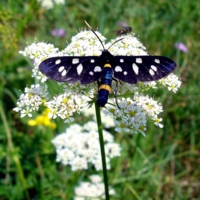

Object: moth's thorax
[99,50,115,65]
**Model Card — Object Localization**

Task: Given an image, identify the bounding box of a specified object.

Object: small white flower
[89,175,102,183]
[142,81,157,89]
[54,0,65,4]
[105,143,121,158]
[55,148,75,165]
[71,156,88,171]
[20,108,33,118]
[37,0,65,9]
[154,118,164,128]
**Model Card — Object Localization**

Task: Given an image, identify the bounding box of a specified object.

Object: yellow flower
[28,109,56,129]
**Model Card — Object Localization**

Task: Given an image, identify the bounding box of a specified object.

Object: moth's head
[99,50,114,63]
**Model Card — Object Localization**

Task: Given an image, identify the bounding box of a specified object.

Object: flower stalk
[0,103,30,200]
[95,103,109,200]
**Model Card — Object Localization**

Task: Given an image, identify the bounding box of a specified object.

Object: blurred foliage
[0,0,200,199]
[0,8,17,51]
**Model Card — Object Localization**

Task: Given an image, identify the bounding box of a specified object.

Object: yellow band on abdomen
[98,84,111,93]
[104,63,111,68]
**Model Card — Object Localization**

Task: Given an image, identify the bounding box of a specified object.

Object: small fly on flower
[112,26,132,36]
[112,21,132,36]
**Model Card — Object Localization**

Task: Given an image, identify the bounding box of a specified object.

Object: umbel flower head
[52,121,121,171]
[14,29,181,135]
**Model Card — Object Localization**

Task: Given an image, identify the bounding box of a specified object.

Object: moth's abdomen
[97,87,110,107]
[97,65,112,107]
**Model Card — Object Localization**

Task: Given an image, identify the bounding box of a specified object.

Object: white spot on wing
[155,59,160,63]
[94,66,102,72]
[90,59,95,63]
[136,58,142,63]
[55,59,61,64]
[132,63,139,75]
[77,64,83,75]
[61,70,67,76]
[124,71,127,75]
[89,71,94,76]
[149,69,155,75]
[58,66,64,72]
[151,65,157,71]
[115,66,122,72]
[120,59,124,63]
[72,58,79,64]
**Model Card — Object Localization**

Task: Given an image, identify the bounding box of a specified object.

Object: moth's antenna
[85,21,124,51]
[84,21,105,50]
[107,38,124,50]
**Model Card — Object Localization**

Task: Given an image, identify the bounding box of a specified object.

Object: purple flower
[51,28,66,37]
[174,42,188,53]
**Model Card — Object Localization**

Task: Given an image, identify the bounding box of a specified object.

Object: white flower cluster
[37,0,65,10]
[103,93,165,135]
[139,73,182,93]
[106,34,147,56]
[45,91,89,123]
[13,84,48,117]
[15,29,181,135]
[52,121,121,171]
[74,175,115,200]
[158,73,182,93]
[134,94,163,128]
[19,42,59,65]
[104,98,147,136]
[19,42,60,82]
[63,30,106,56]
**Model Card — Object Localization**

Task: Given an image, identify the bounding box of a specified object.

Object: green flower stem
[0,103,30,200]
[95,103,109,200]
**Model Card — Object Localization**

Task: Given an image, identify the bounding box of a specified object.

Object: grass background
[0,0,200,199]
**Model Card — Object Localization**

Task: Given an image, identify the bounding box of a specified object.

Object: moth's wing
[113,56,176,83]
[39,56,104,84]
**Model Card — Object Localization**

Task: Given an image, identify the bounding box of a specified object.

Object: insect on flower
[113,26,132,36]
[39,21,176,108]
